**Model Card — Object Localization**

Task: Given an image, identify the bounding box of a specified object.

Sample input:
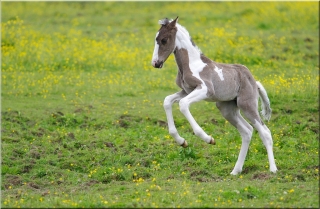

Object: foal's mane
[159,18,203,54]
[176,23,203,54]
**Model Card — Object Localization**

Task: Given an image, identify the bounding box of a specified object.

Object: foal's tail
[256,81,272,121]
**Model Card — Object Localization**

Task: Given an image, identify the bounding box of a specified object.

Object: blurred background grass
[1,1,319,208]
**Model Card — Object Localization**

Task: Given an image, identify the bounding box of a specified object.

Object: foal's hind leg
[216,101,254,175]
[237,98,278,173]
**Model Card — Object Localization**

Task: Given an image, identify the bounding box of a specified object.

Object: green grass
[1,1,319,208]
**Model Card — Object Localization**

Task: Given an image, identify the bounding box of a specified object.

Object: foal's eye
[161,38,167,45]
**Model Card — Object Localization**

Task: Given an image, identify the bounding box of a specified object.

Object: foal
[151,17,277,175]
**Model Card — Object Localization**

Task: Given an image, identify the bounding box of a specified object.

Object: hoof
[209,137,216,145]
[270,168,278,173]
[230,171,240,175]
[230,169,242,175]
[181,140,188,148]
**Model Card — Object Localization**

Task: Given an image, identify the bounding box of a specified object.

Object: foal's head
[151,17,179,68]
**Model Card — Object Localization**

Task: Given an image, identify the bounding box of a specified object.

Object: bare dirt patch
[251,172,271,180]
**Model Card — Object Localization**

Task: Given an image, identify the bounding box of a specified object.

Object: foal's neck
[174,24,201,56]
[174,24,204,74]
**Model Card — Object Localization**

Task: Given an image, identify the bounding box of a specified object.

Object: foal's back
[199,54,258,102]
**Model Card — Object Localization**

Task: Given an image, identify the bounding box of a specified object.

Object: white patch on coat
[151,32,159,67]
[175,24,206,84]
[214,66,224,81]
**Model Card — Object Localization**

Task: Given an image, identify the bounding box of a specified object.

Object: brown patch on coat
[199,55,215,97]
[156,18,178,63]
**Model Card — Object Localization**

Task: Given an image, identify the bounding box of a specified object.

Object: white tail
[256,81,272,121]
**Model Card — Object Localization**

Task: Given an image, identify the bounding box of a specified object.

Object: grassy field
[1,1,319,208]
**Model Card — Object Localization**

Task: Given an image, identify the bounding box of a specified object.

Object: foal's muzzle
[153,61,164,69]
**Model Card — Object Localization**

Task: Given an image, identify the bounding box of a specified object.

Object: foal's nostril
[154,61,163,68]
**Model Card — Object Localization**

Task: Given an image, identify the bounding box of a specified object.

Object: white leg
[163,91,188,146]
[216,101,253,175]
[230,120,253,175]
[253,120,278,173]
[238,98,277,174]
[178,87,214,144]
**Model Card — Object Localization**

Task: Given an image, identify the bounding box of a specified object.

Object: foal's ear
[168,16,179,28]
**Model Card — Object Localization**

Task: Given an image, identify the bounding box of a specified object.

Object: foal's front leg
[163,90,188,147]
[179,87,215,145]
